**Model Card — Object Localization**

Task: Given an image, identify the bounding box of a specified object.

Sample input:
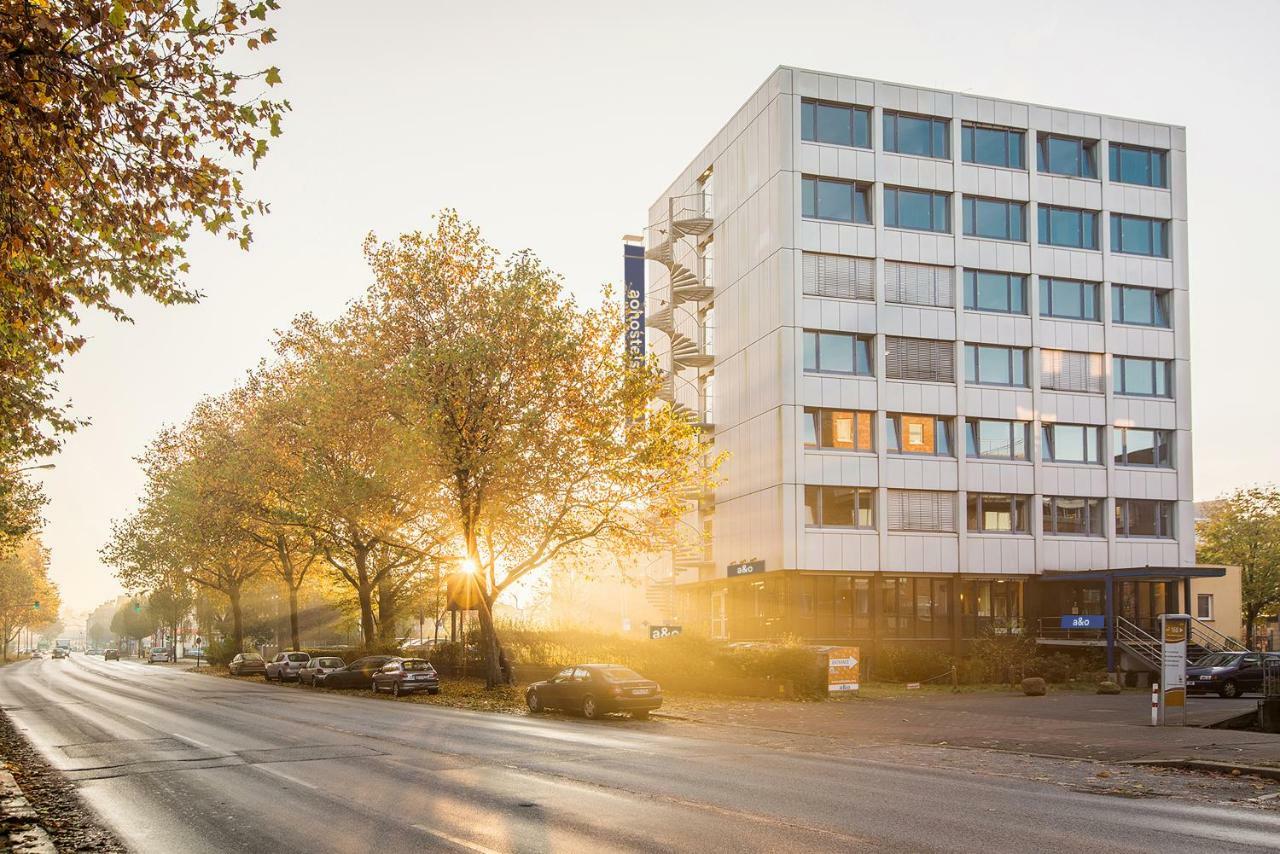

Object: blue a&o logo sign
[1060,615,1105,629]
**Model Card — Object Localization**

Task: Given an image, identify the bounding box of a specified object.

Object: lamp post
[3,463,55,476]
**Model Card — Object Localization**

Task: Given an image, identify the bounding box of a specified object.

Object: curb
[0,768,56,853]
[1125,758,1280,781]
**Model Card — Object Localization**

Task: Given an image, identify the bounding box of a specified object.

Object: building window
[801,99,871,149]
[1110,214,1169,257]
[885,336,955,383]
[1109,143,1168,188]
[1038,205,1099,249]
[803,330,873,375]
[883,112,949,159]
[884,261,953,307]
[1036,134,1097,178]
[1040,278,1100,321]
[1042,423,1102,465]
[804,408,874,452]
[887,489,956,532]
[1112,284,1170,327]
[802,176,871,224]
[1040,349,1105,394]
[887,414,952,456]
[1116,498,1174,538]
[701,372,715,424]
[1114,428,1173,468]
[884,187,950,233]
[966,419,1030,461]
[1113,356,1171,397]
[964,344,1027,387]
[1196,593,1214,621]
[963,270,1026,314]
[967,493,1032,534]
[962,197,1026,241]
[961,123,1025,169]
[803,253,874,301]
[804,485,875,529]
[1043,496,1106,537]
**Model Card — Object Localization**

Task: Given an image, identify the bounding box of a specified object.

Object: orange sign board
[1163,620,1187,644]
[828,646,860,693]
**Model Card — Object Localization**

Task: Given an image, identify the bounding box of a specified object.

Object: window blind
[1040,349,1104,394]
[802,252,874,301]
[884,261,953,307]
[886,336,955,383]
[887,490,956,532]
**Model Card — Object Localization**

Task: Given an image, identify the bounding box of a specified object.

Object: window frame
[1111,283,1171,327]
[1113,427,1173,468]
[803,407,875,453]
[1041,423,1102,465]
[1036,133,1098,179]
[962,196,1027,242]
[802,330,874,376]
[965,418,1030,462]
[1109,214,1170,258]
[1039,277,1100,322]
[966,493,1032,535]
[961,123,1026,170]
[801,176,872,224]
[1115,498,1175,539]
[1037,204,1099,249]
[883,111,950,159]
[884,186,951,234]
[886,413,954,457]
[801,99,872,150]
[1113,356,1172,398]
[964,343,1028,387]
[1042,496,1106,537]
[1108,142,1168,189]
[963,269,1027,315]
[804,484,876,530]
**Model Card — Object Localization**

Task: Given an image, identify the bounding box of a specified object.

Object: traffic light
[31,600,39,610]
[133,600,141,613]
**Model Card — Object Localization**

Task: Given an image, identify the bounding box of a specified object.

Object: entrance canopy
[1040,566,1226,584]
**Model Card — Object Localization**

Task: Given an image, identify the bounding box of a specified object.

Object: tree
[109,597,159,655]
[357,213,717,685]
[1,0,289,477]
[1198,486,1280,648]
[0,537,59,661]
[0,469,44,557]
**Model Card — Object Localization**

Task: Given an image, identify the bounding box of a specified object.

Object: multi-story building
[643,66,1214,661]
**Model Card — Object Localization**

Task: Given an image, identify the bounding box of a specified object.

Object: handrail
[1114,616,1161,669]
[1190,617,1249,653]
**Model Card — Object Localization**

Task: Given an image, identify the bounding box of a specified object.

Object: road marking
[175,734,214,750]
[411,825,502,854]
[255,764,318,789]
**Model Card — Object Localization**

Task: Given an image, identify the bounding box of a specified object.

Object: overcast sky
[32,0,1280,611]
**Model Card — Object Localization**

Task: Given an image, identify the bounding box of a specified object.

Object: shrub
[203,637,241,667]
[871,644,954,683]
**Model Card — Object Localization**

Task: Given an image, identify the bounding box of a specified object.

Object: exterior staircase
[1115,616,1249,672]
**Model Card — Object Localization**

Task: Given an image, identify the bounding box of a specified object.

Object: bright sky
[30,0,1280,610]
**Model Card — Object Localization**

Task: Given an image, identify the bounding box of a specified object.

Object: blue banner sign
[1060,614,1105,629]
[728,560,765,578]
[624,240,645,367]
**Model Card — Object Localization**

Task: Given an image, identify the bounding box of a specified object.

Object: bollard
[1150,681,1159,726]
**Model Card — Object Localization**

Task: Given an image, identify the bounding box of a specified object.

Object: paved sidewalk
[0,766,55,853]
[659,688,1280,767]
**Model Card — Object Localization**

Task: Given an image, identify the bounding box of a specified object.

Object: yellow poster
[828,646,860,693]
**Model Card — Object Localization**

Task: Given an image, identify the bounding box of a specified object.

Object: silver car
[298,656,346,686]
[265,651,311,682]
[147,647,171,663]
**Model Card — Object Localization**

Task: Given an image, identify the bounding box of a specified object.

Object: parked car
[29,650,43,659]
[525,664,662,720]
[86,648,101,656]
[103,649,119,661]
[1188,651,1280,698]
[228,652,267,677]
[298,656,346,686]
[51,648,68,659]
[147,647,171,663]
[265,651,311,682]
[315,656,394,689]
[371,658,440,697]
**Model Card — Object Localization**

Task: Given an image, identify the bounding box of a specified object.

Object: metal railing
[1190,617,1249,654]
[1115,616,1161,670]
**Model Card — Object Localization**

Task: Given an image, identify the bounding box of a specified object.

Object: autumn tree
[0,0,288,484]
[1198,486,1280,648]
[110,597,159,655]
[357,213,716,686]
[0,537,59,661]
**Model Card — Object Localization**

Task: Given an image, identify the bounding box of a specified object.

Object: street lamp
[3,463,55,476]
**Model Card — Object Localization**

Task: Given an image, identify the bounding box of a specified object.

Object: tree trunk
[1245,606,1259,650]
[476,593,509,688]
[353,545,376,646]
[288,586,301,651]
[377,575,397,644]
[229,586,245,651]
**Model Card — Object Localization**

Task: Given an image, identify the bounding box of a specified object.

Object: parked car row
[1188,651,1280,698]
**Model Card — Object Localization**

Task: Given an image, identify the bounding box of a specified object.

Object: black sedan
[371,658,440,697]
[1188,651,1280,698]
[316,656,394,689]
[103,649,119,661]
[526,664,662,720]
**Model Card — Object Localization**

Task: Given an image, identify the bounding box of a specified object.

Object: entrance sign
[1060,614,1105,629]
[1158,613,1190,725]
[827,647,860,693]
[649,625,682,640]
[727,559,765,578]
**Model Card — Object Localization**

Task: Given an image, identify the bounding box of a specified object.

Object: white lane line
[254,764,319,789]
[174,734,214,750]
[410,825,502,854]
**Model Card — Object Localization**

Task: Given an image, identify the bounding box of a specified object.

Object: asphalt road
[2,655,1278,853]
